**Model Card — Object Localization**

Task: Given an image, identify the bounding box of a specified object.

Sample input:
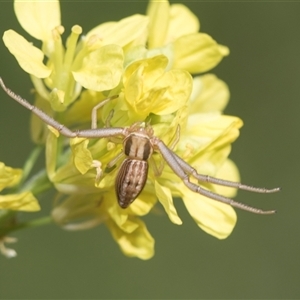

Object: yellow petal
[155,180,182,225]
[191,145,233,181]
[0,192,40,212]
[14,0,60,41]
[70,138,93,175]
[177,114,243,161]
[104,199,137,234]
[124,55,192,117]
[218,44,230,56]
[166,4,200,42]
[190,74,230,113]
[147,0,170,48]
[173,33,229,73]
[107,217,155,260]
[128,189,157,216]
[0,162,22,192]
[124,64,144,110]
[124,54,168,89]
[72,44,123,91]
[124,55,167,115]
[181,187,237,239]
[86,14,148,48]
[3,30,51,78]
[148,69,192,115]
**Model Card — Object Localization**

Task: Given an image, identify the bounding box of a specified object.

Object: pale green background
[0,1,299,299]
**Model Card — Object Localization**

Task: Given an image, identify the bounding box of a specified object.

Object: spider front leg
[153,125,181,177]
[171,151,281,194]
[0,77,126,139]
[155,138,279,215]
[91,95,118,129]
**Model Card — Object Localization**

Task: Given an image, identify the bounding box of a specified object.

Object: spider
[0,78,280,214]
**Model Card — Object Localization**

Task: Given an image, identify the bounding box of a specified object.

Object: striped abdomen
[115,158,148,208]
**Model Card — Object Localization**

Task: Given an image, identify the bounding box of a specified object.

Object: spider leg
[171,151,280,193]
[107,151,124,169]
[105,109,115,128]
[91,95,118,129]
[169,125,181,150]
[155,139,277,214]
[0,78,125,139]
[155,125,181,176]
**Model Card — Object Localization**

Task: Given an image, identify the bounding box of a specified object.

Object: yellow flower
[48,55,191,259]
[2,0,243,259]
[0,162,40,212]
[3,1,124,111]
[47,58,240,258]
[146,0,229,73]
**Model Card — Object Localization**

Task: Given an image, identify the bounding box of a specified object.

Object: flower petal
[14,0,61,41]
[181,187,237,239]
[70,138,93,175]
[124,55,192,117]
[107,217,155,260]
[105,200,135,233]
[190,74,230,113]
[72,44,123,91]
[128,189,157,216]
[155,180,182,225]
[0,162,22,192]
[86,14,148,48]
[3,30,51,78]
[149,69,192,115]
[124,54,168,89]
[177,114,243,163]
[166,4,200,42]
[124,55,167,115]
[0,191,40,211]
[147,0,170,48]
[173,33,229,73]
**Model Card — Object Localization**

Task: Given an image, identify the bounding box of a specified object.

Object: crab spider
[0,78,280,213]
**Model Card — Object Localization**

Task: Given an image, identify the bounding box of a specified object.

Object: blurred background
[0,1,299,298]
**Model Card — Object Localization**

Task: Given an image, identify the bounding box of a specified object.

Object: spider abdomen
[115,158,148,208]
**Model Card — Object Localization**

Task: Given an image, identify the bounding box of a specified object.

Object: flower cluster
[1,0,242,259]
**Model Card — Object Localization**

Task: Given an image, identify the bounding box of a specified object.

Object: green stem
[0,210,15,225]
[11,216,53,232]
[18,145,43,188]
[20,169,52,195]
[0,216,53,236]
